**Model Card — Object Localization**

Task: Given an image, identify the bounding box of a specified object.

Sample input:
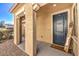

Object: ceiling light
[53,4,56,7]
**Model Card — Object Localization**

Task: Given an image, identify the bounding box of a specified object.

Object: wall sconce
[33,3,40,11]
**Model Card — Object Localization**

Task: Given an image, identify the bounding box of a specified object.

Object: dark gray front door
[53,12,67,46]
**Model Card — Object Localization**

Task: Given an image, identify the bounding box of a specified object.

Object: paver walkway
[0,39,73,56]
[0,39,27,56]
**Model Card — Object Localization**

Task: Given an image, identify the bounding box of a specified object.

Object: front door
[53,12,67,46]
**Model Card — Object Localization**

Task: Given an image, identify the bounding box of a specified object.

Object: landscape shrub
[0,28,13,42]
[0,31,3,41]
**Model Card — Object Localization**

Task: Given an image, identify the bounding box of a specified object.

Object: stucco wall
[36,3,73,44]
[72,4,79,56]
[25,4,37,55]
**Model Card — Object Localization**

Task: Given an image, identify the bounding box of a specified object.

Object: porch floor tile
[37,41,73,56]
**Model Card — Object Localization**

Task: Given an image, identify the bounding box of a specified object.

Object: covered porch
[10,3,79,56]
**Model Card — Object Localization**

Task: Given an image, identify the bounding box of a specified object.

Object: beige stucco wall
[36,3,73,44]
[25,4,37,56]
[77,3,79,56]
[71,4,78,56]
[12,3,37,56]
[13,4,25,45]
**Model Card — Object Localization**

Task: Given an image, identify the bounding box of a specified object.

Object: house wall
[12,4,37,56]
[71,3,79,56]
[77,3,79,56]
[13,4,25,45]
[71,4,78,56]
[36,3,73,44]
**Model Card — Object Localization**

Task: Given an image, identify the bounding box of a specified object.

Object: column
[14,15,19,45]
[24,4,37,56]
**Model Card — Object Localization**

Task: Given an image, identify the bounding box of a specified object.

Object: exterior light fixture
[33,3,40,11]
[53,4,57,7]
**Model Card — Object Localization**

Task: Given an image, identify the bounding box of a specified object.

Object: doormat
[51,44,64,51]
[50,44,73,54]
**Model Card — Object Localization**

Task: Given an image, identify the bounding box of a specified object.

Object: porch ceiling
[37,3,73,12]
[38,3,47,7]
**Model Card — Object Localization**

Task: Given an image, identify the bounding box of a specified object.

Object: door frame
[51,9,70,47]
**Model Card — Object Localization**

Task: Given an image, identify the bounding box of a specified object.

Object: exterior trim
[9,3,18,13]
[15,6,24,16]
